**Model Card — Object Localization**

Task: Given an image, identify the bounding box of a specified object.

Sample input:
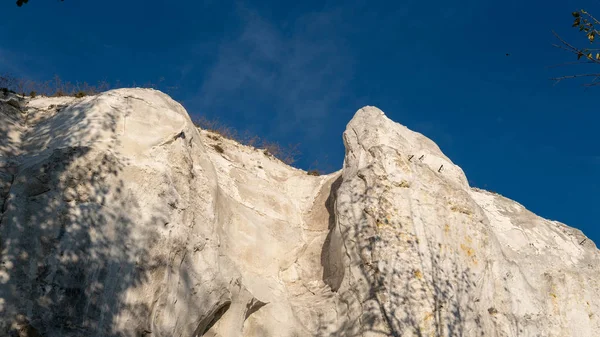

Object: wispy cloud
[195,3,354,140]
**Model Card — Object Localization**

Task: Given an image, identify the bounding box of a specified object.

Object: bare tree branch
[546,60,596,69]
[552,30,600,65]
[552,73,600,80]
[550,12,600,87]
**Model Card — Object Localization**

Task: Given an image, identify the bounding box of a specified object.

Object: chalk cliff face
[0,89,598,337]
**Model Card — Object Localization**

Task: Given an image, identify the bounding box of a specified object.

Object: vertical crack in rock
[196,301,231,336]
[244,299,267,321]
[321,175,344,292]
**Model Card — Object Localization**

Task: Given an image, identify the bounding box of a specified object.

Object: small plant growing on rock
[450,204,473,215]
[193,115,301,165]
[307,170,321,176]
[75,91,87,98]
[29,91,36,98]
[212,144,224,153]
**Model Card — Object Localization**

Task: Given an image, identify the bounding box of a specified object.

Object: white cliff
[326,107,599,337]
[0,89,598,337]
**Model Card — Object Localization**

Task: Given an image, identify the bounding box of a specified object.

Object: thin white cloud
[195,3,354,140]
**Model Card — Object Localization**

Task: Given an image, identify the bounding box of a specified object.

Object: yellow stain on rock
[549,290,560,314]
[550,293,559,309]
[460,243,478,265]
[460,244,475,257]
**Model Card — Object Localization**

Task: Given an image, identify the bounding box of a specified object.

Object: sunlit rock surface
[0,90,598,337]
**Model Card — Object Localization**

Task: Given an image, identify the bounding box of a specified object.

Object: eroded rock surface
[0,90,597,336]
[327,107,599,337]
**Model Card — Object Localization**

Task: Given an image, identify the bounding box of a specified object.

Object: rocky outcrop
[0,89,598,336]
[326,107,599,337]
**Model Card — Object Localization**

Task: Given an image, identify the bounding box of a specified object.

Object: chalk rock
[326,106,600,336]
[0,92,598,337]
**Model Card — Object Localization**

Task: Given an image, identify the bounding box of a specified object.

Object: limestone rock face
[328,107,600,337]
[0,91,598,337]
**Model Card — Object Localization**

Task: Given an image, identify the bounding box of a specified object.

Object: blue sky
[1,0,599,244]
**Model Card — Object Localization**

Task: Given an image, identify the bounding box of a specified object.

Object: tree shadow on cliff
[319,175,484,337]
[0,95,165,336]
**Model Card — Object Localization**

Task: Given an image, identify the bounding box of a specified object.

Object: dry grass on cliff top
[1,73,305,169]
[0,73,178,98]
[192,115,301,166]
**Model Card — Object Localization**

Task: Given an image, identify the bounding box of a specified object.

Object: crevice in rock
[197,301,231,336]
[158,130,186,147]
[244,298,267,321]
[321,175,344,292]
